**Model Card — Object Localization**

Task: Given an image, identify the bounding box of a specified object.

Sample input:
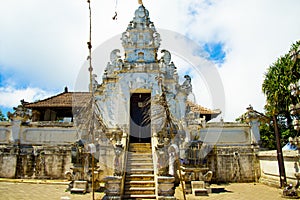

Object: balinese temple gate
[0,2,262,199]
[78,4,220,199]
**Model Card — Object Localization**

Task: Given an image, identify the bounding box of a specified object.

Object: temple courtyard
[0,179,285,200]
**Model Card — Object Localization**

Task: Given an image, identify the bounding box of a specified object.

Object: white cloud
[0,86,55,108]
[178,0,300,120]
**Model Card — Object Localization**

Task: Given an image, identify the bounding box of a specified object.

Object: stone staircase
[123,143,156,199]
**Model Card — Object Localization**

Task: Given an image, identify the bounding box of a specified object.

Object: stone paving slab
[175,183,285,200]
[0,182,104,200]
[0,180,287,200]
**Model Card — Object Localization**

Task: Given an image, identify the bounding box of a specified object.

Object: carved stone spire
[121,5,161,63]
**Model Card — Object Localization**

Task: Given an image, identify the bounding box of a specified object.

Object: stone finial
[7,104,30,123]
[122,5,160,63]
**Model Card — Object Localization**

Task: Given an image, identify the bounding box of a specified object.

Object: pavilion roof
[24,92,91,108]
[186,100,221,115]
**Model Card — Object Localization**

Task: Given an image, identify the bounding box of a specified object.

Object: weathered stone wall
[180,122,260,183]
[0,121,261,183]
[258,150,299,187]
[188,122,260,183]
[6,145,72,179]
[0,122,117,180]
[0,145,17,178]
[206,145,260,183]
[0,122,75,179]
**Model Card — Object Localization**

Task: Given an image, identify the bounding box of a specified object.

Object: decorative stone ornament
[121,5,160,63]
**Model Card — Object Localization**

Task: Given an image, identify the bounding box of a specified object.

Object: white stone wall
[20,127,77,145]
[258,150,299,187]
[0,123,77,145]
[0,126,12,143]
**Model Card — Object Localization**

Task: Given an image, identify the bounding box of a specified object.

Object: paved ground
[175,183,285,200]
[0,179,287,200]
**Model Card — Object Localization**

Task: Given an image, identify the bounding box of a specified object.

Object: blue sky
[0,0,300,121]
[203,42,226,64]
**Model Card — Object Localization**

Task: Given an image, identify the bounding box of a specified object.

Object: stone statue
[126,21,134,31]
[153,32,161,47]
[110,49,121,66]
[7,102,30,122]
[168,144,179,176]
[155,144,168,176]
[177,75,192,96]
[149,22,156,31]
[121,31,131,45]
[203,171,213,182]
[92,74,98,91]
[166,61,176,78]
[106,63,114,76]
[160,49,171,65]
[113,144,123,176]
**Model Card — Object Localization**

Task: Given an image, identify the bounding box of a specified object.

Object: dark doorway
[130,93,151,143]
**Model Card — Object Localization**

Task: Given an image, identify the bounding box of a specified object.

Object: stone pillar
[249,119,260,145]
[11,120,21,143]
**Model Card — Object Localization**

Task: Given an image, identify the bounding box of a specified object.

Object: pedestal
[102,176,122,200]
[157,176,176,199]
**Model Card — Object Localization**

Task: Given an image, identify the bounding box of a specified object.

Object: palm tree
[262,40,300,145]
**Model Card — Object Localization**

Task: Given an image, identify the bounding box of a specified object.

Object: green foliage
[260,123,276,149]
[260,40,300,149]
[0,109,7,121]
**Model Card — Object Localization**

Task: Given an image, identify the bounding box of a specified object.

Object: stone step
[127,166,153,170]
[127,158,153,163]
[127,162,153,168]
[125,180,155,187]
[124,187,156,195]
[129,146,152,149]
[127,156,153,160]
[127,151,152,157]
[70,188,86,194]
[129,144,152,152]
[70,180,87,194]
[129,145,151,148]
[127,168,154,174]
[129,147,151,149]
[125,174,154,181]
[128,150,152,153]
[128,153,152,157]
[122,194,156,199]
[125,143,156,198]
[129,143,151,146]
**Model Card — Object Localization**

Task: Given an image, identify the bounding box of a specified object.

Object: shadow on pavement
[211,187,233,194]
